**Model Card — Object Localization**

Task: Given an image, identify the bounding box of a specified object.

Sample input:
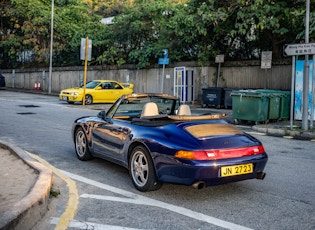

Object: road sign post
[80,37,92,106]
[284,42,315,130]
[261,51,272,89]
[158,49,169,93]
[215,55,224,87]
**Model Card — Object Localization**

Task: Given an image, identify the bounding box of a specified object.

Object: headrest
[177,104,191,115]
[140,102,159,118]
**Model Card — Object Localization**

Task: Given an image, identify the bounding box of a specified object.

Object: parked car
[0,72,6,88]
[72,93,268,192]
[59,80,134,104]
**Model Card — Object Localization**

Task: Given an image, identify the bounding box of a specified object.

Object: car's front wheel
[74,127,93,161]
[84,94,93,105]
[129,146,162,192]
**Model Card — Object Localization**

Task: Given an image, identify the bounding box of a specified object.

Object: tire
[129,146,162,192]
[84,94,93,105]
[74,127,93,161]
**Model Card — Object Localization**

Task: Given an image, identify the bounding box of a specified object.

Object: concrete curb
[252,125,315,140]
[0,141,53,230]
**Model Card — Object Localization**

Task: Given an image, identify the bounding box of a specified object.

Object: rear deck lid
[184,123,243,138]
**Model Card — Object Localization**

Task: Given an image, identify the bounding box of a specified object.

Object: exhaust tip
[192,181,206,189]
[257,172,266,180]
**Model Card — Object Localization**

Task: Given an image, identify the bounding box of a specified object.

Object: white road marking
[49,217,143,230]
[61,170,253,230]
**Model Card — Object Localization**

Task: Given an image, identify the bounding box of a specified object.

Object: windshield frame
[106,95,180,119]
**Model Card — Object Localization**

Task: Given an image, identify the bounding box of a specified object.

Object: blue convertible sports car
[72,93,268,192]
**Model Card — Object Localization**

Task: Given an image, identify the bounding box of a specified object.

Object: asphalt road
[0,90,315,230]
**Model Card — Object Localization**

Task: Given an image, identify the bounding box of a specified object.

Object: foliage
[0,0,315,69]
[50,187,61,197]
[0,0,91,67]
[96,0,177,68]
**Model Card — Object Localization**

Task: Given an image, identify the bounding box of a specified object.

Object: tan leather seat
[140,102,159,118]
[177,104,191,115]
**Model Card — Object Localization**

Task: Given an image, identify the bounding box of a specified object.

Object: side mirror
[97,110,106,119]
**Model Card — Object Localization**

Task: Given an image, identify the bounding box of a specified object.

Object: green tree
[1,0,315,69]
[0,0,92,68]
[227,0,308,59]
[96,0,177,68]
[163,0,314,62]
[160,1,228,64]
[0,0,27,68]
[96,0,315,67]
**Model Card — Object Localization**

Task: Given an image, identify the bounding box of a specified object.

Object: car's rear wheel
[84,94,93,105]
[75,127,93,161]
[129,146,162,192]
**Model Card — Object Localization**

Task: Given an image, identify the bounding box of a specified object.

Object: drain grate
[18,105,40,108]
[17,112,36,115]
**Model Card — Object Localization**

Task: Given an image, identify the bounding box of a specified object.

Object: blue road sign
[158,58,169,65]
[163,49,168,59]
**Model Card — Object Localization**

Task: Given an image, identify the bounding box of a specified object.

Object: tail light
[175,145,265,160]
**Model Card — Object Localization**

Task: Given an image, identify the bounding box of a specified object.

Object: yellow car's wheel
[84,94,93,105]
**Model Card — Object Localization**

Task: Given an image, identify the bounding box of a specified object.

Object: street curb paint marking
[26,152,78,230]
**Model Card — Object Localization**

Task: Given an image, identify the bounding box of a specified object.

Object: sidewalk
[253,120,315,140]
[0,141,53,230]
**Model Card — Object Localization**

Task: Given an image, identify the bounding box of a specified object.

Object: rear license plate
[220,163,253,177]
[62,96,68,101]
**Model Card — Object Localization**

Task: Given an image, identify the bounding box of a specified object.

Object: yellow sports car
[59,80,134,104]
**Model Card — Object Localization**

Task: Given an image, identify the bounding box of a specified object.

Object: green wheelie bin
[231,90,270,123]
[256,90,291,120]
